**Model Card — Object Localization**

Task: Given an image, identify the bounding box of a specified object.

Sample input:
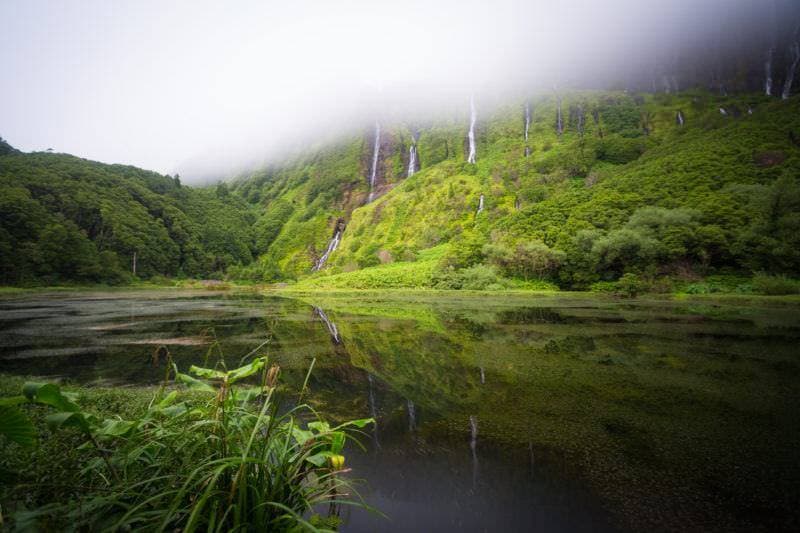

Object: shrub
[484,241,565,280]
[595,135,646,164]
[752,273,800,295]
[459,264,506,290]
[615,272,647,298]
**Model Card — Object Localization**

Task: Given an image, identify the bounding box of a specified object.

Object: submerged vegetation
[0,355,373,531]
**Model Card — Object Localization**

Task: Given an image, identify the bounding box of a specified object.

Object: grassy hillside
[231,90,800,291]
[0,147,256,284]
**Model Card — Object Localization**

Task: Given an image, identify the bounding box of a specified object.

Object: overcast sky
[0,0,774,181]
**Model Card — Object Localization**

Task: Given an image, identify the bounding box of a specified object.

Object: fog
[0,0,794,182]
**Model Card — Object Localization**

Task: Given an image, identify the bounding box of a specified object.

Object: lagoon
[1,290,798,531]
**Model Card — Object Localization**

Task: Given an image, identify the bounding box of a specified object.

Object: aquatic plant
[0,357,373,531]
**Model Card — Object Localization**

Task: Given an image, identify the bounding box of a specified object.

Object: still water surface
[1,290,798,531]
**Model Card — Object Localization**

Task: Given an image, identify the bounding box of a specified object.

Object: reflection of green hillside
[283,294,800,531]
[293,295,446,334]
[334,314,481,414]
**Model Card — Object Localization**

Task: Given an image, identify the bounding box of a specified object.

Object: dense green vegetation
[225,90,800,292]
[0,358,372,531]
[3,90,800,292]
[0,142,255,284]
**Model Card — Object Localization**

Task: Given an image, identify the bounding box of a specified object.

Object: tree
[485,240,565,280]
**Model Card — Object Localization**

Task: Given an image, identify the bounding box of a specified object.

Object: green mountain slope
[231,90,800,289]
[0,148,255,284]
[2,89,798,290]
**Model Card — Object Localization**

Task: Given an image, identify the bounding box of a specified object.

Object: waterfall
[765,47,774,96]
[367,122,381,202]
[467,96,477,164]
[312,228,342,271]
[524,146,531,158]
[783,41,800,100]
[524,102,531,141]
[479,366,485,384]
[556,95,563,136]
[476,194,484,215]
[407,142,417,177]
[407,399,416,432]
[312,306,340,344]
[676,110,685,126]
[719,107,728,116]
[368,374,381,449]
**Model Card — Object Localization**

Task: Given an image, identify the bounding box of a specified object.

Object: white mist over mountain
[0,0,792,182]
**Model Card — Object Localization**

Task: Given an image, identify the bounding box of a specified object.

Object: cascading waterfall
[783,41,800,100]
[312,306,340,344]
[469,415,479,488]
[407,400,416,432]
[407,136,418,178]
[312,228,342,271]
[765,47,774,96]
[476,194,484,215]
[467,96,477,164]
[556,95,563,136]
[676,110,685,126]
[524,102,531,141]
[367,122,381,202]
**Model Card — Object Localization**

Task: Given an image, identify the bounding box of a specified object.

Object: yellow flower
[329,454,345,470]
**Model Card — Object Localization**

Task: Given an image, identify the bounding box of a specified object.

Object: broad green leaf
[308,421,331,434]
[46,411,90,432]
[188,365,226,380]
[159,403,190,417]
[175,372,215,393]
[227,357,266,384]
[305,451,332,467]
[340,418,374,429]
[291,427,314,445]
[156,390,178,408]
[97,419,136,437]
[22,382,80,412]
[0,406,36,447]
[330,431,345,454]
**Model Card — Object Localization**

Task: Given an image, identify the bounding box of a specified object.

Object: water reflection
[1,291,799,532]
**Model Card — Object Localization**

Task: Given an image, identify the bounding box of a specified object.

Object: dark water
[1,290,799,531]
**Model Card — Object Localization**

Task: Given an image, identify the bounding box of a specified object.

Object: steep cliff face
[231,88,800,286]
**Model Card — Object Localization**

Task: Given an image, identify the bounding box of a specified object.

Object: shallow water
[1,290,799,531]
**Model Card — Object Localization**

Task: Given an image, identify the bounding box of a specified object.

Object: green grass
[0,357,374,531]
